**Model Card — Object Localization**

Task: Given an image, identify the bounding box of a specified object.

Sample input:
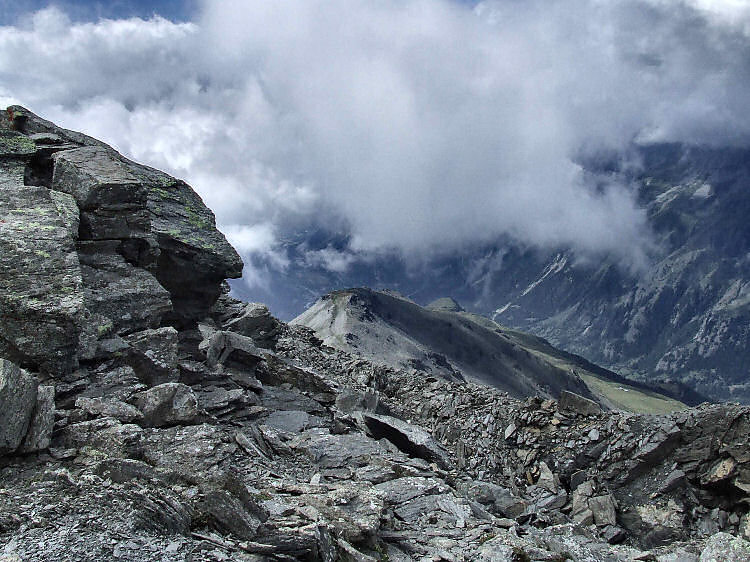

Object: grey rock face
[559,391,602,416]
[77,241,172,338]
[123,327,180,386]
[0,182,83,374]
[51,142,243,327]
[0,359,37,454]
[203,330,265,370]
[75,396,144,424]
[222,302,281,349]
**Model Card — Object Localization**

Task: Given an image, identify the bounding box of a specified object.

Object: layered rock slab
[0,181,83,373]
[1,106,243,375]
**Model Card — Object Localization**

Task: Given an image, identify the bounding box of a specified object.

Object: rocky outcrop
[1,110,748,561]
[0,106,241,377]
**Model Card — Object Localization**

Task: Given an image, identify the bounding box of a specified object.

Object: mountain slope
[237,143,750,403]
[292,288,686,412]
[486,144,750,403]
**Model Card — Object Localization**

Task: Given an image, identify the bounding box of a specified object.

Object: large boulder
[52,142,243,326]
[358,412,452,470]
[135,383,199,428]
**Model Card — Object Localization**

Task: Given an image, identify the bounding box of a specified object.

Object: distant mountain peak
[426,297,465,313]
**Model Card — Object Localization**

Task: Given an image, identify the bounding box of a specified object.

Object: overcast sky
[1,0,749,286]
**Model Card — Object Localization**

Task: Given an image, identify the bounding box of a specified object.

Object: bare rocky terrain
[1,108,749,561]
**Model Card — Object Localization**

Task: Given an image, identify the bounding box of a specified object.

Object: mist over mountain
[2,2,748,399]
[233,142,750,403]
[3,1,750,280]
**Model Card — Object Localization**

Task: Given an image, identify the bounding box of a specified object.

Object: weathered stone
[359,412,452,470]
[479,540,526,562]
[573,508,595,526]
[123,327,180,386]
[537,461,558,493]
[52,146,150,215]
[293,428,393,469]
[201,488,262,541]
[699,532,750,561]
[394,493,472,527]
[0,184,83,374]
[0,359,37,454]
[739,512,750,540]
[264,410,320,433]
[589,494,618,527]
[203,330,264,370]
[223,302,281,349]
[660,470,687,494]
[375,477,443,505]
[76,396,144,424]
[504,422,517,439]
[77,241,172,338]
[559,391,602,416]
[58,419,145,457]
[337,538,378,562]
[129,488,192,536]
[95,458,162,484]
[299,484,384,542]
[636,425,682,467]
[135,383,199,428]
[701,457,737,486]
[336,389,379,414]
[0,130,36,158]
[145,176,243,326]
[49,136,242,327]
[458,480,527,518]
[19,384,55,453]
[603,525,627,544]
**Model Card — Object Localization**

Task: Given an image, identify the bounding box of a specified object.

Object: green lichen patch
[0,131,35,156]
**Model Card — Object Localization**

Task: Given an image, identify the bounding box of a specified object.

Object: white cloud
[1,1,749,287]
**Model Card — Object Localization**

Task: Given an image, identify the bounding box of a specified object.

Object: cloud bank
[1,0,749,285]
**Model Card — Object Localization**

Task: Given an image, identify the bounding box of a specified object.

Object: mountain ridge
[293,287,691,413]
[233,142,750,404]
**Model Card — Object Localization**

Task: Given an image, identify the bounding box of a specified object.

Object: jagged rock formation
[0,106,242,376]
[1,110,749,561]
[293,288,688,413]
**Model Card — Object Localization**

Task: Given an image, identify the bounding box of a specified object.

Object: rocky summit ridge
[291,288,690,413]
[1,109,749,561]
